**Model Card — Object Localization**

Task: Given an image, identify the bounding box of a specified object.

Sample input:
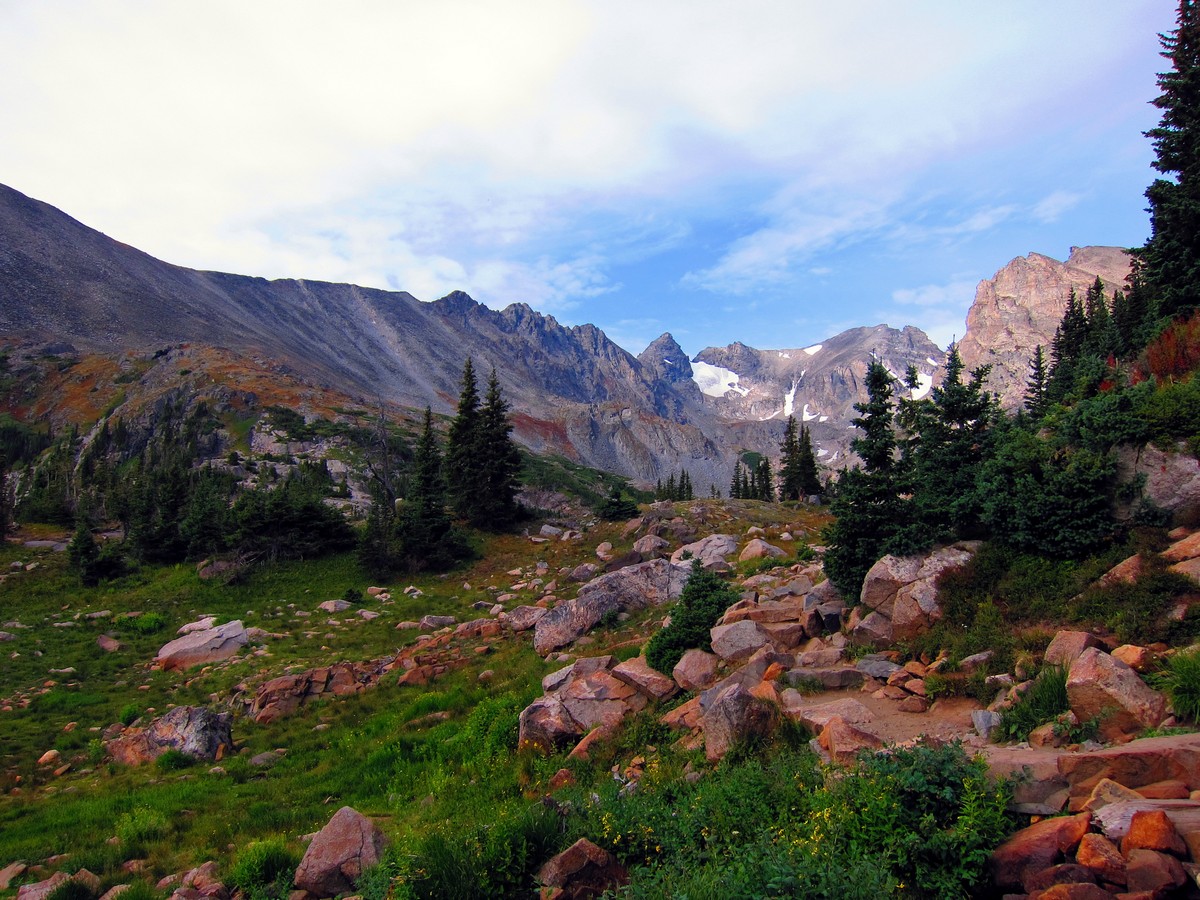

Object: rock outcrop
[154,620,248,670]
[850,545,975,645]
[105,706,232,766]
[958,246,1133,409]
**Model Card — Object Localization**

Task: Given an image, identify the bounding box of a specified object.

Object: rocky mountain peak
[638,333,693,384]
[957,246,1132,407]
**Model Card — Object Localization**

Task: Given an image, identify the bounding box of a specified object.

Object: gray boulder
[293,806,387,897]
[155,620,248,670]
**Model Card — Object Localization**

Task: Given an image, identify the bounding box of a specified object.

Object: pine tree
[0,456,11,536]
[797,424,822,496]
[665,472,677,501]
[1024,345,1050,418]
[68,521,101,587]
[473,369,523,526]
[1047,289,1088,402]
[729,461,743,500]
[778,416,804,501]
[756,457,775,501]
[1083,278,1117,358]
[445,358,481,520]
[395,407,469,571]
[1139,0,1200,319]
[823,360,906,596]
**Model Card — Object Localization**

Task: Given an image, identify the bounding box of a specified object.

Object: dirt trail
[803,689,983,745]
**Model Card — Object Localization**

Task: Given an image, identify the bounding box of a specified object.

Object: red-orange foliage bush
[1139,310,1200,380]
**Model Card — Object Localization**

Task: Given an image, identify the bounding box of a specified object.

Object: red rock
[1163,531,1200,564]
[1111,645,1154,673]
[1044,631,1101,668]
[817,715,884,767]
[293,806,386,897]
[611,657,678,701]
[1136,779,1190,800]
[105,706,232,766]
[548,768,575,791]
[1121,809,1188,857]
[659,696,702,731]
[560,671,647,731]
[701,682,776,763]
[1124,848,1186,893]
[537,838,628,899]
[1058,732,1200,800]
[989,812,1092,891]
[1066,649,1167,742]
[519,696,583,752]
[1023,862,1096,893]
[17,873,69,900]
[567,726,615,762]
[1075,832,1126,886]
[1028,884,1114,899]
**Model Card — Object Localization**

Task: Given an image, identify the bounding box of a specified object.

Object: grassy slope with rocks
[0,499,841,898]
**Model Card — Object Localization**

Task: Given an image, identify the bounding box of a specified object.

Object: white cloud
[0,1,1171,325]
[888,278,980,348]
[1032,190,1084,223]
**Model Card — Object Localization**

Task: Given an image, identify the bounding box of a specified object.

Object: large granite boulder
[533,558,690,655]
[155,620,248,670]
[1066,648,1168,742]
[851,545,974,646]
[700,682,776,762]
[106,706,232,766]
[670,534,738,571]
[293,806,386,897]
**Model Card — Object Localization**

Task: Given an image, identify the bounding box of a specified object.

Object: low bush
[646,562,739,675]
[1151,647,1200,722]
[227,837,300,900]
[997,666,1068,742]
[115,807,170,854]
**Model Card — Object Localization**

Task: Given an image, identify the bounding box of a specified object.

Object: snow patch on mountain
[803,344,823,356]
[910,372,933,400]
[692,361,747,398]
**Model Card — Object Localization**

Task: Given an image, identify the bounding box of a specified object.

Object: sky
[0,1,1179,356]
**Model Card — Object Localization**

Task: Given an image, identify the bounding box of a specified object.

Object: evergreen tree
[797,424,822,496]
[756,457,775,501]
[1024,345,1050,418]
[729,461,743,500]
[395,407,470,571]
[472,369,523,526]
[823,360,906,596]
[1139,0,1200,319]
[679,470,694,501]
[0,456,11,536]
[1047,289,1088,402]
[445,358,482,520]
[1083,277,1117,358]
[894,347,996,549]
[68,521,101,587]
[778,416,804,501]
[665,472,677,501]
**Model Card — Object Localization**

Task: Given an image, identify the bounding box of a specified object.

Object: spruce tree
[473,369,523,527]
[729,461,743,499]
[823,360,906,596]
[395,407,468,571]
[1024,345,1050,418]
[445,358,481,520]
[756,457,775,501]
[1139,0,1200,319]
[778,416,803,501]
[797,424,822,496]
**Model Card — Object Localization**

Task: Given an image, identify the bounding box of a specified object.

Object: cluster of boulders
[991,751,1200,897]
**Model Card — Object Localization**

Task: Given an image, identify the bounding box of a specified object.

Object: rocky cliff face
[957,246,1133,408]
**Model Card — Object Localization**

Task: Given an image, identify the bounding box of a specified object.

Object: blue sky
[0,1,1176,356]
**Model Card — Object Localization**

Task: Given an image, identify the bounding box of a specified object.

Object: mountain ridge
[0,180,1128,487]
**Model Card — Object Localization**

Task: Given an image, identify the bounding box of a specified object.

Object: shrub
[123,612,168,635]
[115,807,169,853]
[998,666,1068,742]
[1151,647,1200,723]
[155,749,196,772]
[228,837,300,899]
[119,703,142,726]
[645,562,739,675]
[45,881,97,900]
